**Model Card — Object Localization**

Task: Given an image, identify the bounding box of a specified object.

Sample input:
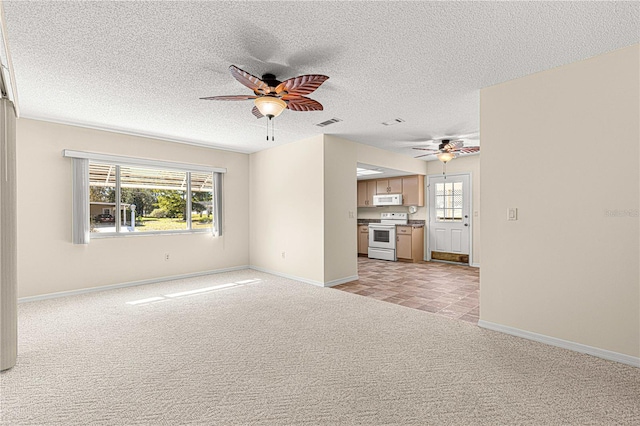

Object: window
[65,150,225,243]
[435,181,463,222]
[191,172,214,230]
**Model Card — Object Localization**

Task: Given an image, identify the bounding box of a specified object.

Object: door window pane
[435,182,463,222]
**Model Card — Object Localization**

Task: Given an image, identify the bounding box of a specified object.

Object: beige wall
[249,135,326,284]
[249,135,359,286]
[357,143,428,176]
[480,44,639,358]
[426,155,481,265]
[323,136,358,283]
[16,119,250,298]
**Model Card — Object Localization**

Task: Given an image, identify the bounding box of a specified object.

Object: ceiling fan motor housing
[261,73,281,88]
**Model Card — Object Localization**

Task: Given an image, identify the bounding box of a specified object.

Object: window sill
[90,229,214,239]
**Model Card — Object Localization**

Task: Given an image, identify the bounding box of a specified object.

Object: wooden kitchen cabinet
[396,225,424,262]
[358,225,369,255]
[376,177,403,194]
[402,175,424,206]
[358,175,424,207]
[357,180,377,207]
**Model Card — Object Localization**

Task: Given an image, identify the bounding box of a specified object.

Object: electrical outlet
[281,251,286,259]
[507,208,518,221]
[164,253,170,261]
[349,211,354,219]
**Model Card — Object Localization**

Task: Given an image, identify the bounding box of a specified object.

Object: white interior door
[428,174,471,262]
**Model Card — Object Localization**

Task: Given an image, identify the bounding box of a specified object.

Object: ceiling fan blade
[285,96,323,112]
[276,75,329,96]
[443,140,464,151]
[451,147,480,154]
[251,106,264,119]
[229,65,269,93]
[412,147,439,152]
[199,95,257,101]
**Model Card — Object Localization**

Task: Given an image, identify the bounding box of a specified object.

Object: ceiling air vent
[316,118,342,127]
[381,118,405,126]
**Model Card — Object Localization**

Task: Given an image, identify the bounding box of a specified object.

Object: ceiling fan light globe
[437,152,455,163]
[254,96,287,118]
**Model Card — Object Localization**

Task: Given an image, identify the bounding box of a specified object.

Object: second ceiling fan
[413,139,480,162]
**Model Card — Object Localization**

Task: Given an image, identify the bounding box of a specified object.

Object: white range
[367,212,408,261]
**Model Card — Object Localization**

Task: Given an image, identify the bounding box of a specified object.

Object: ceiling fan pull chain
[271,118,275,141]
[264,116,275,141]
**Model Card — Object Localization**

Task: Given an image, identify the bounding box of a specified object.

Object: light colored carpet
[1,270,639,425]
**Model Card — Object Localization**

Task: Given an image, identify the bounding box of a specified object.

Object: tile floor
[334,257,480,324]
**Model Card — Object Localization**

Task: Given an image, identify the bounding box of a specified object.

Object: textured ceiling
[2,1,639,159]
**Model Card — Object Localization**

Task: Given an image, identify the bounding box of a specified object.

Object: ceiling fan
[201,65,329,140]
[413,139,480,162]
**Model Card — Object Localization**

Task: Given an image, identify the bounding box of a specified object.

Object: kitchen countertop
[358,220,425,227]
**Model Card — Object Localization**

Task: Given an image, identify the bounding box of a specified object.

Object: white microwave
[373,194,403,206]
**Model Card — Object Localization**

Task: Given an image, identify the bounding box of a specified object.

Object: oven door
[368,225,396,250]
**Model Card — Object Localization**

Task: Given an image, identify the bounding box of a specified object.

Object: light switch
[507,208,518,221]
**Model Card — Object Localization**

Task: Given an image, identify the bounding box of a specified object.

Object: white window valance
[63,150,227,174]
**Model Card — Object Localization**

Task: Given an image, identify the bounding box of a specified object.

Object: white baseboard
[249,266,356,288]
[18,265,250,303]
[19,265,356,303]
[478,320,640,368]
[249,266,323,287]
[324,275,358,287]
[470,263,480,268]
